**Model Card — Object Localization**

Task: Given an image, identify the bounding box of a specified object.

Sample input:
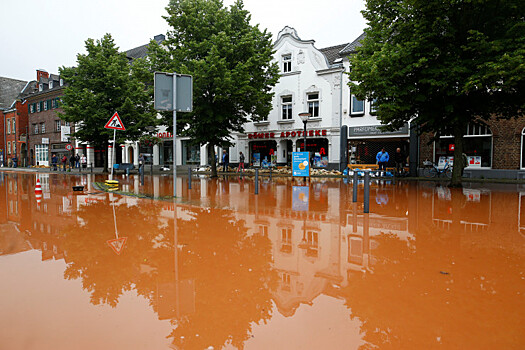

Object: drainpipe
[2,111,5,167]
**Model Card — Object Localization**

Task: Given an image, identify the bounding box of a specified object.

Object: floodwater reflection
[0,172,523,349]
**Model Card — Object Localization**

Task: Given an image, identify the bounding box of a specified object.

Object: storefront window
[182,140,200,164]
[35,144,48,165]
[436,125,492,168]
[297,138,329,167]
[139,144,153,164]
[162,141,173,166]
[250,140,277,167]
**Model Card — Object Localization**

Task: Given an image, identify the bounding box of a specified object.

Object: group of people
[51,153,87,171]
[376,147,407,175]
[219,150,246,173]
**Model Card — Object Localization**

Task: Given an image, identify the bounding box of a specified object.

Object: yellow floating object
[105,180,119,186]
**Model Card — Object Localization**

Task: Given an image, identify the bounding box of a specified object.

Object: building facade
[26,70,74,166]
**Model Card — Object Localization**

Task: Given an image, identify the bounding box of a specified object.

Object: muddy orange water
[0,172,523,349]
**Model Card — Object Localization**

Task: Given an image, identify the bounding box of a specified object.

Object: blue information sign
[292,186,309,211]
[292,152,310,177]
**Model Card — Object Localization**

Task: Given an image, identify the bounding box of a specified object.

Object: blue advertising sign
[292,152,310,177]
[292,186,309,211]
[253,153,261,167]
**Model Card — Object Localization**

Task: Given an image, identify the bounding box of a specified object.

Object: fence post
[364,170,370,213]
[255,168,259,195]
[352,171,358,203]
[188,167,192,189]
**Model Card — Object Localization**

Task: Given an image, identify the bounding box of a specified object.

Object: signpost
[292,151,310,178]
[105,112,126,180]
[154,72,193,197]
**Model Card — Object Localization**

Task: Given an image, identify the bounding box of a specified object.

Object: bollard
[188,167,192,189]
[364,170,370,213]
[140,167,145,186]
[90,163,93,174]
[126,167,130,176]
[255,168,259,195]
[150,162,153,176]
[352,171,358,203]
[269,167,272,180]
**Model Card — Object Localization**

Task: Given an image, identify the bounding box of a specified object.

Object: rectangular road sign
[154,72,193,112]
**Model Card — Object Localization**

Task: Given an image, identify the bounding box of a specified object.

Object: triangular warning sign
[104,112,126,131]
[107,237,127,255]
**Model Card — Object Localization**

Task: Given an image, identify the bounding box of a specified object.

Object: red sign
[107,237,127,255]
[248,129,327,140]
[104,112,126,131]
[449,144,455,151]
[65,144,73,151]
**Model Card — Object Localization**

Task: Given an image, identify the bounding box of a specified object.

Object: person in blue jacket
[376,148,389,171]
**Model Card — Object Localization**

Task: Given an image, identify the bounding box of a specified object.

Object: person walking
[51,154,58,171]
[237,152,245,173]
[61,155,67,171]
[222,150,229,172]
[376,148,389,172]
[394,148,405,175]
[138,154,145,175]
[81,154,87,168]
[69,154,75,170]
[75,154,80,168]
[12,155,18,168]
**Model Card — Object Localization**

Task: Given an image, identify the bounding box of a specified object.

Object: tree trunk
[208,143,218,178]
[449,129,464,187]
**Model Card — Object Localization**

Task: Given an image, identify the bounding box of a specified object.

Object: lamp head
[299,112,311,123]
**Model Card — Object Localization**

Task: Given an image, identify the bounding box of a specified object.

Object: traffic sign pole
[173,74,177,198]
[110,128,116,180]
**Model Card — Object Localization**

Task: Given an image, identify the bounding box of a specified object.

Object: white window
[38,84,43,92]
[35,144,49,165]
[12,119,15,134]
[40,122,46,133]
[49,80,53,89]
[370,98,378,114]
[33,124,39,134]
[60,78,64,86]
[351,94,364,115]
[281,96,293,120]
[30,104,34,113]
[282,54,292,73]
[7,142,11,154]
[37,102,41,112]
[7,119,10,134]
[44,101,48,111]
[307,93,319,117]
[64,121,70,127]
[55,120,61,132]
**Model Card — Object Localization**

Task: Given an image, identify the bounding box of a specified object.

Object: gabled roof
[126,34,166,60]
[340,32,366,55]
[0,77,28,110]
[319,43,349,65]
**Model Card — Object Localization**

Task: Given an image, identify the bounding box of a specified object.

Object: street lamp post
[298,112,311,152]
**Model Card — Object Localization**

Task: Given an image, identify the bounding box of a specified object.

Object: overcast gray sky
[1,0,367,82]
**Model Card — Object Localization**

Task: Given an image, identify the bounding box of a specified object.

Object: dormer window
[60,79,63,86]
[49,80,53,89]
[38,84,43,92]
[282,54,292,73]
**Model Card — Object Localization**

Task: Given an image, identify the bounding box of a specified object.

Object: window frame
[307,92,320,118]
[281,95,293,120]
[350,94,365,116]
[40,122,46,134]
[282,54,292,73]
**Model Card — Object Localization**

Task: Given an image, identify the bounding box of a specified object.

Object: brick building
[26,70,73,166]
[419,116,525,179]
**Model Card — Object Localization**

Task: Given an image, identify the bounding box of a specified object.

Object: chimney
[36,69,49,82]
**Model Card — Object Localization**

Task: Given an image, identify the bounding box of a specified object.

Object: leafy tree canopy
[147,0,279,175]
[59,34,157,153]
[349,0,525,185]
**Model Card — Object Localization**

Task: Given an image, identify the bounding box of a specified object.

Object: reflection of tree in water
[62,197,277,349]
[161,206,278,350]
[62,196,164,307]
[341,190,523,349]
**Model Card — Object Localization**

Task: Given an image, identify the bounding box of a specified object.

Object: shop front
[348,124,410,167]
[246,128,334,168]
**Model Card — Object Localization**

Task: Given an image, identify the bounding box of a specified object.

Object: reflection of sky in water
[0,173,523,349]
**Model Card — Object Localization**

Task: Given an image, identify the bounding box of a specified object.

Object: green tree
[59,34,157,172]
[349,0,525,186]
[148,0,279,177]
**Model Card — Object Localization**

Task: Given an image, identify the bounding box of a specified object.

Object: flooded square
[0,172,523,349]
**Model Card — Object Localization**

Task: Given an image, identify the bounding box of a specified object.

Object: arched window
[521,127,525,169]
[436,124,493,168]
